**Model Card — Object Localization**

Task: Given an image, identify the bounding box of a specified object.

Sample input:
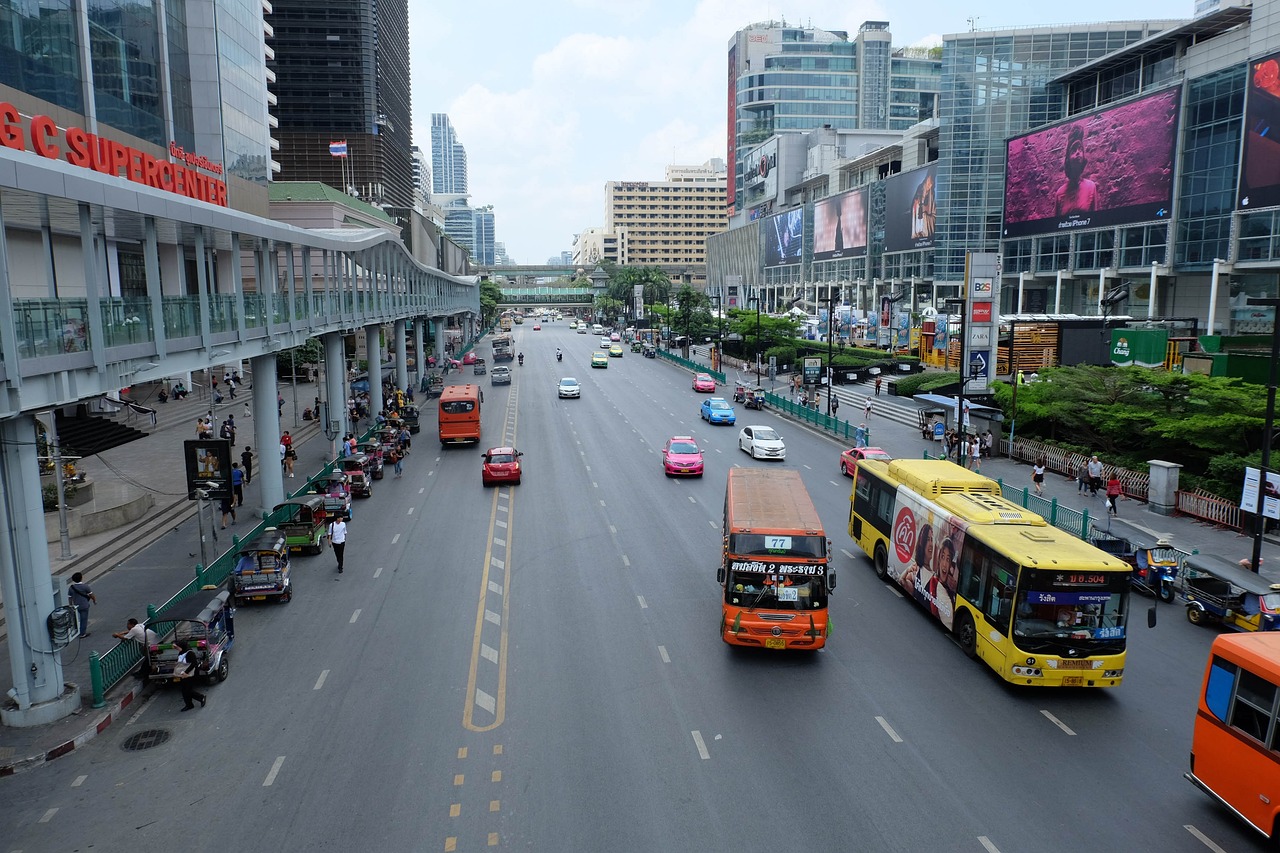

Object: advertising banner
[1110,328,1168,368]
[1242,466,1280,519]
[761,208,803,267]
[883,165,937,252]
[1238,50,1280,211]
[183,440,233,501]
[1002,88,1180,238]
[813,187,868,260]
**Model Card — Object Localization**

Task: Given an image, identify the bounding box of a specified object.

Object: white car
[738,425,786,460]
[557,377,581,398]
[600,336,612,348]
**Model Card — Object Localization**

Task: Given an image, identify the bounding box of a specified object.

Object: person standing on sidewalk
[329,514,348,573]
[68,572,96,637]
[231,462,244,507]
[241,446,253,485]
[113,617,158,679]
[831,394,839,418]
[864,398,872,420]
[874,377,882,396]
[1087,455,1103,496]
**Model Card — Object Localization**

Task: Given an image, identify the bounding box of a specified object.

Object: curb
[0,682,150,778]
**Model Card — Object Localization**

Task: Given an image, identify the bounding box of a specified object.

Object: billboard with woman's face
[1239,51,1280,211]
[1002,88,1180,239]
[762,208,804,267]
[883,165,937,252]
[813,188,868,260]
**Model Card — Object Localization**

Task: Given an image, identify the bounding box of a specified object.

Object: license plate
[1058,660,1092,670]
[765,637,786,650]
[1062,676,1084,686]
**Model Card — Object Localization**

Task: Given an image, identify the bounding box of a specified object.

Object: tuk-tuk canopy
[152,589,231,624]
[274,495,327,516]
[1184,554,1280,595]
[238,530,288,555]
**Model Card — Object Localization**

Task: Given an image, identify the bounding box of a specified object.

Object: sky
[411,0,1196,265]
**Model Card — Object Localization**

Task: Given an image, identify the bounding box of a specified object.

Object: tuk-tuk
[338,452,372,479]
[744,387,767,410]
[272,495,329,554]
[733,384,747,403]
[145,589,234,684]
[402,405,421,434]
[348,467,373,498]
[229,530,292,605]
[314,472,352,518]
[642,346,657,359]
[473,358,487,376]
[631,341,643,353]
[1088,518,1181,602]
[1183,554,1280,632]
[426,374,445,398]
[356,441,384,479]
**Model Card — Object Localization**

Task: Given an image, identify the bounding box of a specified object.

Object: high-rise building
[726,21,942,215]
[604,160,728,284]
[443,197,476,256]
[410,145,432,211]
[474,205,496,265]
[432,114,469,195]
[268,0,415,210]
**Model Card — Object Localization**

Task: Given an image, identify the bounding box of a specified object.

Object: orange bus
[718,468,835,650]
[1187,632,1280,839]
[438,384,482,446]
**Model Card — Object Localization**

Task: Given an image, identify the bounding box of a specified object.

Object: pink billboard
[1002,88,1180,239]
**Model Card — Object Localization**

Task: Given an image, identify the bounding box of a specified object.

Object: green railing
[761,391,870,444]
[656,349,726,385]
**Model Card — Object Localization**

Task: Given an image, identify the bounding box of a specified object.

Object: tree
[725,309,800,360]
[607,266,671,307]
[479,279,503,327]
[279,338,322,377]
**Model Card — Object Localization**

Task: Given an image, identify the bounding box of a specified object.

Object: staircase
[55,406,151,458]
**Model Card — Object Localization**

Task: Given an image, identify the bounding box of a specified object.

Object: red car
[462,351,478,365]
[481,446,523,485]
[692,373,716,393]
[840,446,893,476]
[662,436,704,477]
[533,324,542,330]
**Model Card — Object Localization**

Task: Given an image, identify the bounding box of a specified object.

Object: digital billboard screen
[1239,51,1280,211]
[812,188,868,260]
[762,208,803,267]
[883,165,937,252]
[1002,88,1180,239]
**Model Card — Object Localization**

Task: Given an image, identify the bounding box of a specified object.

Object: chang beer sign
[1111,328,1168,368]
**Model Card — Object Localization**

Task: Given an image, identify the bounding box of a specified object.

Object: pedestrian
[241,446,253,485]
[329,513,348,573]
[864,398,872,419]
[1087,455,1104,496]
[874,377,882,396]
[1076,460,1088,493]
[243,401,251,420]
[220,418,234,443]
[281,431,295,477]
[389,446,403,478]
[219,494,236,528]
[113,617,158,679]
[277,393,285,418]
[68,571,96,637]
[831,394,840,417]
[982,430,994,458]
[174,640,206,711]
[1106,475,1123,516]
[398,426,411,456]
[1032,457,1046,496]
[228,376,236,400]
[196,417,208,439]
[969,437,982,472]
[231,462,244,507]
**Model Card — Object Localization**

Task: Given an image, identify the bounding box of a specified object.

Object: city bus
[1186,632,1280,839]
[438,384,482,446]
[718,468,835,650]
[848,458,1129,686]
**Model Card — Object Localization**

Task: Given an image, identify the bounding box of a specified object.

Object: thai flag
[329,140,348,158]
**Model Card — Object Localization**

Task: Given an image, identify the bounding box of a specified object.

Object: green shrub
[892,372,959,397]
[42,481,78,512]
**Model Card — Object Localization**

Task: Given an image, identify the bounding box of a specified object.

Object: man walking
[241,446,254,485]
[231,462,244,507]
[175,640,206,711]
[830,394,839,417]
[1087,455,1104,496]
[329,513,348,573]
[68,572,96,637]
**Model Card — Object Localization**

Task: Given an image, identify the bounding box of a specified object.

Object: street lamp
[1246,296,1280,573]
[826,290,836,416]
[749,296,762,386]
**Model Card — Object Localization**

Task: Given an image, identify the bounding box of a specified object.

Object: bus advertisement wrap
[761,208,803,267]
[812,187,868,260]
[1002,88,1180,239]
[883,165,937,252]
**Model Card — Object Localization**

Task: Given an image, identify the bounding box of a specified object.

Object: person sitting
[157,388,169,403]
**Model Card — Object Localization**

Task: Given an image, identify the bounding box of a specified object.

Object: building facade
[431,113,469,195]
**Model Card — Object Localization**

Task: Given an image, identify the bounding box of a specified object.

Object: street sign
[969,351,989,378]
[804,357,822,385]
[969,327,992,347]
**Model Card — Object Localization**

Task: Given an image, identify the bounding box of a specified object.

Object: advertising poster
[183,439,233,501]
[886,501,969,630]
[813,188,868,260]
[1003,88,1180,238]
[933,314,949,351]
[1242,466,1280,519]
[880,295,892,329]
[1238,50,1280,211]
[883,165,937,253]
[762,208,803,267]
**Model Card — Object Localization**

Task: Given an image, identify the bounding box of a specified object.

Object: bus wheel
[954,610,977,659]
[873,543,889,580]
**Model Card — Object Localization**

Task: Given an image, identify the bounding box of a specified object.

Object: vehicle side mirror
[716,567,725,584]
[1147,606,1157,629]
[829,573,837,591]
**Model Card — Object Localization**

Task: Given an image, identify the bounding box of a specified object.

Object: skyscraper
[432,114,469,195]
[268,0,415,210]
[474,206,496,265]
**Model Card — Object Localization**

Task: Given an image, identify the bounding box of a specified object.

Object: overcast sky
[411,0,1195,265]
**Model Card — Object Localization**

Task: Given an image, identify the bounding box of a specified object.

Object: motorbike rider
[556,348,563,361]
[518,352,524,366]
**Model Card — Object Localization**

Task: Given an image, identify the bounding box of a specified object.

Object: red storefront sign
[0,103,228,207]
[971,302,992,323]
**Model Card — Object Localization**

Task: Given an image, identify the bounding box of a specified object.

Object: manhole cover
[121,729,171,751]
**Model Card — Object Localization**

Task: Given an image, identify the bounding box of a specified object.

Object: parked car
[662,436,704,477]
[738,425,786,460]
[840,446,893,476]
[482,446,523,486]
[692,373,716,392]
[700,397,737,425]
[491,365,512,385]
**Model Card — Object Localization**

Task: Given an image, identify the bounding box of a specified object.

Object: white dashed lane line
[875,716,903,743]
[263,756,286,786]
[349,609,361,624]
[1040,710,1076,735]
[691,730,711,760]
[1183,825,1229,852]
[314,670,329,690]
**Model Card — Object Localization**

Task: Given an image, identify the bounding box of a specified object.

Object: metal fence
[656,349,725,385]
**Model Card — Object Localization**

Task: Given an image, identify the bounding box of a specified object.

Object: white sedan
[557,377,581,398]
[738,425,786,460]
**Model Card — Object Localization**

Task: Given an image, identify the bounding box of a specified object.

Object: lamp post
[749,297,762,386]
[826,289,836,417]
[942,298,972,443]
[1247,297,1280,573]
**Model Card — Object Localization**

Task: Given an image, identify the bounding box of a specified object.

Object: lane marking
[419,487,425,494]
[599,499,606,506]
[886,584,903,598]
[978,838,1003,853]
[637,596,648,609]
[464,466,516,733]
[1184,825,1229,853]
[475,689,496,714]
[691,730,711,760]
[875,716,904,743]
[496,520,507,529]
[490,800,500,812]
[491,770,502,782]
[407,507,415,515]
[658,645,670,663]
[488,581,503,594]
[608,524,617,534]
[450,803,461,817]
[688,496,696,503]
[454,774,464,785]
[481,644,498,663]
[485,609,501,625]
[621,555,630,567]
[709,521,717,528]
[262,756,286,786]
[313,669,329,690]
[494,537,506,547]
[374,567,383,579]
[488,832,499,846]
[349,609,361,624]
[391,533,401,544]
[446,838,457,852]
[841,549,855,559]
[1040,710,1076,736]
[71,775,87,787]
[38,808,58,823]
[829,480,840,487]
[491,558,505,569]
[803,464,812,470]
[124,691,160,726]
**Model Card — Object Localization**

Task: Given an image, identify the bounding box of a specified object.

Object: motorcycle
[556,351,563,362]
[518,353,524,366]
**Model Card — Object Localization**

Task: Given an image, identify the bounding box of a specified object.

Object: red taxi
[840,446,893,476]
[692,373,717,393]
[662,436,704,477]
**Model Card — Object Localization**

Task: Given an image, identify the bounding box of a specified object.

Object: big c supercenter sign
[0,103,228,207]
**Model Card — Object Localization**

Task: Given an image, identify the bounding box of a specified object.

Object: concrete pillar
[413,319,425,387]
[0,414,80,726]
[433,319,445,364]
[394,318,408,393]
[365,325,383,421]
[250,353,284,516]
[323,331,347,460]
[1147,460,1182,516]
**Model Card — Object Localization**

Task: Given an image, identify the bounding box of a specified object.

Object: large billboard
[813,188,868,260]
[883,165,937,252]
[762,208,803,267]
[1002,88,1180,239]
[1238,51,1280,211]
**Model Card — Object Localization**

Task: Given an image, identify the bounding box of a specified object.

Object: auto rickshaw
[272,495,329,554]
[744,387,767,410]
[338,452,372,479]
[402,404,421,434]
[473,357,487,376]
[1088,518,1181,602]
[631,341,643,353]
[314,471,352,518]
[1183,553,1280,632]
[145,589,234,684]
[733,384,747,403]
[229,530,292,605]
[356,441,384,479]
[426,374,445,398]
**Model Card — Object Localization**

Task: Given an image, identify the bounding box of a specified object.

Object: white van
[592,323,604,336]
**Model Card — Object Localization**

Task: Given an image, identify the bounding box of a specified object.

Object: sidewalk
[0,372,338,775]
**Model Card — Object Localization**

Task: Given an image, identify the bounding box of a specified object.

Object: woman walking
[1106,475,1123,516]
[1032,458,1047,496]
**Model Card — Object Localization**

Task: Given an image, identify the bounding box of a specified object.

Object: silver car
[491,365,512,385]
[557,377,581,398]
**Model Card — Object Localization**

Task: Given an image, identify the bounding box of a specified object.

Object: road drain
[121,729,171,751]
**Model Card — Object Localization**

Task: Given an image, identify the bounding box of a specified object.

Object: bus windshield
[728,533,826,559]
[1012,575,1128,651]
[726,569,828,611]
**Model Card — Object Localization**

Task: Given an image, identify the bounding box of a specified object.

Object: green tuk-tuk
[402,404,421,434]
[271,495,329,554]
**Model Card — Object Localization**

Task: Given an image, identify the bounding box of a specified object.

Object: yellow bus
[848,458,1130,686]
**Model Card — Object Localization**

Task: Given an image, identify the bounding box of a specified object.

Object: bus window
[728,533,825,558]
[1231,670,1278,743]
[1204,659,1236,721]
[441,400,474,414]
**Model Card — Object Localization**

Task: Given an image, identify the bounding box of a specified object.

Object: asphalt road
[0,322,1268,852]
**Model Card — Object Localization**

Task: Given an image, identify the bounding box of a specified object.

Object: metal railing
[656,349,726,385]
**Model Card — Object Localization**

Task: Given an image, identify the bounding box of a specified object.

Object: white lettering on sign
[729,561,825,576]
